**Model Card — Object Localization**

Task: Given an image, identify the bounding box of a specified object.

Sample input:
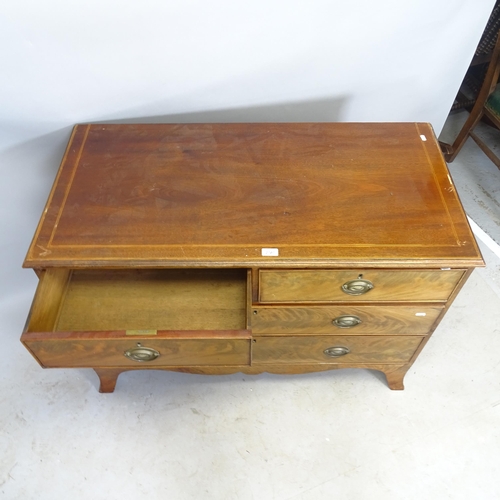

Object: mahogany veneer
[21,123,484,392]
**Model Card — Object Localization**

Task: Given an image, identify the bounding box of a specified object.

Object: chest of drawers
[21,123,484,392]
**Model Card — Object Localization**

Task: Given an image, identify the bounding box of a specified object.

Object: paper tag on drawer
[262,248,279,256]
[126,329,158,336]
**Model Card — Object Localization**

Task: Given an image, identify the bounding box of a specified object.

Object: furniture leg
[94,368,123,393]
[383,365,409,390]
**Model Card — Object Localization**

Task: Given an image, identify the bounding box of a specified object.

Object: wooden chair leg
[442,109,484,163]
[470,131,500,170]
[94,368,124,393]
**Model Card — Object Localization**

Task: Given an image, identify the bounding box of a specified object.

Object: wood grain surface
[251,304,443,334]
[24,123,483,268]
[54,269,247,331]
[26,268,71,332]
[24,268,247,333]
[23,331,251,368]
[252,335,424,364]
[259,269,464,302]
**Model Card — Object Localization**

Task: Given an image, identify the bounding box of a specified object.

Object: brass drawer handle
[124,345,160,362]
[341,278,374,296]
[333,315,362,328]
[324,346,350,358]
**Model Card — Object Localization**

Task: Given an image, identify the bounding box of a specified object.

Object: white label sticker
[415,312,427,317]
[420,134,427,141]
[261,248,279,256]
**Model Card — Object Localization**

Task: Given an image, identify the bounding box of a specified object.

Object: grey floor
[1,116,500,499]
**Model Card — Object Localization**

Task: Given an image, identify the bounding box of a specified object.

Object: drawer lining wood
[25,268,249,333]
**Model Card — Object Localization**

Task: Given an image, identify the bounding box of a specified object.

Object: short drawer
[252,335,424,364]
[259,269,464,303]
[22,331,251,368]
[252,305,443,335]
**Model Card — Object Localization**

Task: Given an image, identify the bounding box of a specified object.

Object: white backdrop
[0,0,496,296]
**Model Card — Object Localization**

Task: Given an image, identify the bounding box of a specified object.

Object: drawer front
[22,331,251,368]
[252,305,443,335]
[252,335,424,364]
[259,270,464,303]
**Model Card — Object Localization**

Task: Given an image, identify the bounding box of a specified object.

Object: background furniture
[441,2,500,169]
[441,29,500,169]
[449,0,500,113]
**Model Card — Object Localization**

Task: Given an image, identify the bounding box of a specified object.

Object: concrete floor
[1,119,500,499]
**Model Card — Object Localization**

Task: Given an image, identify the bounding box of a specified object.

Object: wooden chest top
[24,122,483,268]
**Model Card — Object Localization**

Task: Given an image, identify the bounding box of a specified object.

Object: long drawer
[23,331,251,368]
[259,269,464,303]
[22,268,252,368]
[252,335,424,364]
[251,305,443,335]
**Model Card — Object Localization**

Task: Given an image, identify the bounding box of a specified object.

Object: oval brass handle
[124,346,160,362]
[341,279,374,296]
[324,346,350,358]
[333,315,362,328]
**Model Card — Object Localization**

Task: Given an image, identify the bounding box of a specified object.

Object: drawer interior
[26,268,248,333]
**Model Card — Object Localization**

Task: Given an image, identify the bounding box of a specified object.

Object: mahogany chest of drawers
[21,123,484,392]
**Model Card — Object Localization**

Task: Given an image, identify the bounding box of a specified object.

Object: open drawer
[22,268,252,368]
